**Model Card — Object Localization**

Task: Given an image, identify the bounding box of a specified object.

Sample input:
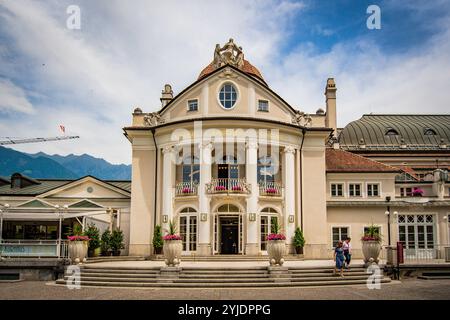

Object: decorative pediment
[69,199,103,209]
[18,199,54,208]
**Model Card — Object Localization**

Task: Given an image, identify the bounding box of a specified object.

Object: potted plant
[267,220,286,266]
[84,224,100,257]
[412,187,424,197]
[67,224,90,264]
[163,220,182,267]
[110,229,125,256]
[361,224,382,264]
[153,225,163,255]
[292,227,305,254]
[100,229,112,256]
[182,187,192,194]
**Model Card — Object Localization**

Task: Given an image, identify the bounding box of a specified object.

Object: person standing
[334,240,345,277]
[343,237,352,269]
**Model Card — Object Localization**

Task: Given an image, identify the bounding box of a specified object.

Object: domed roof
[197,39,267,85]
[198,59,266,84]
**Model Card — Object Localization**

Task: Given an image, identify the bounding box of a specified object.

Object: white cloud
[0,79,34,114]
[0,0,449,165]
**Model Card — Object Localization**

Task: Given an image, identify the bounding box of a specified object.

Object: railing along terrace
[383,244,450,264]
[175,182,198,196]
[206,178,250,194]
[259,181,282,196]
[0,239,69,258]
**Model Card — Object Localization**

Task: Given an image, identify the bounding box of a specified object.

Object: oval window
[219,84,237,109]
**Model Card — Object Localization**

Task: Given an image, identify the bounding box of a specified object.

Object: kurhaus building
[2,40,448,261]
[123,39,450,260]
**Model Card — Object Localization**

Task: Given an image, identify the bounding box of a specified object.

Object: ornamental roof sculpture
[198,39,266,85]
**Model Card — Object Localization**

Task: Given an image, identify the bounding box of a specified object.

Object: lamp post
[0,203,9,243]
[54,204,68,258]
[385,196,391,246]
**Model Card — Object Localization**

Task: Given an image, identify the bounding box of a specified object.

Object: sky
[0,0,449,165]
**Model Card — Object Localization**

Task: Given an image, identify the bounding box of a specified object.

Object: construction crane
[0,136,80,146]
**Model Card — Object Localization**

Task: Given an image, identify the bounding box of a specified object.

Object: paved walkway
[1,279,449,300]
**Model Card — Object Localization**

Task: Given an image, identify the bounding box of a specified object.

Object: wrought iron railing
[383,244,450,264]
[259,181,282,196]
[206,178,250,194]
[175,182,198,196]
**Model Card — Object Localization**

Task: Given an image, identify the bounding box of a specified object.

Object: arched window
[219,84,237,109]
[260,207,279,251]
[424,128,437,136]
[182,156,199,184]
[258,156,276,183]
[385,128,399,136]
[179,207,197,252]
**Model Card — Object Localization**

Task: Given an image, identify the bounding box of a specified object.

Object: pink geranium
[163,234,182,241]
[231,185,242,191]
[412,187,424,196]
[182,187,193,193]
[215,185,226,191]
[265,188,277,194]
[267,233,286,241]
[67,235,90,241]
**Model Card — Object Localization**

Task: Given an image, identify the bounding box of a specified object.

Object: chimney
[325,78,337,137]
[160,84,173,108]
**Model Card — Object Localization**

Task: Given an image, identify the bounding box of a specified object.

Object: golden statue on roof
[213,38,245,69]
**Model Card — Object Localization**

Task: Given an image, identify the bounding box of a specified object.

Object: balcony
[259,181,282,197]
[175,182,198,196]
[206,178,250,194]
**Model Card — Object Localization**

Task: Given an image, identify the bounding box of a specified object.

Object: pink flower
[265,188,277,194]
[267,233,286,241]
[67,235,90,241]
[163,234,182,241]
[182,187,192,193]
[231,185,242,191]
[412,187,424,196]
[215,185,226,191]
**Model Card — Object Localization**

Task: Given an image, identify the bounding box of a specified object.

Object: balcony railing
[259,181,282,197]
[0,240,69,258]
[206,178,250,194]
[175,182,198,196]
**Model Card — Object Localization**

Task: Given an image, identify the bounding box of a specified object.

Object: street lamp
[0,203,10,243]
[385,196,391,246]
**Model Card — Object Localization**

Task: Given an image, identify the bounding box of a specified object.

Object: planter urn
[163,240,182,266]
[267,240,286,266]
[362,240,381,264]
[68,241,89,264]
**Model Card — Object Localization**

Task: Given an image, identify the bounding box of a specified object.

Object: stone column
[283,146,296,251]
[198,141,213,255]
[162,145,175,231]
[245,140,259,255]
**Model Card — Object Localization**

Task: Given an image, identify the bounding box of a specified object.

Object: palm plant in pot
[100,230,112,256]
[267,219,286,266]
[67,224,90,264]
[84,224,100,257]
[293,227,305,254]
[361,224,382,264]
[163,220,182,267]
[110,229,125,256]
[153,225,163,255]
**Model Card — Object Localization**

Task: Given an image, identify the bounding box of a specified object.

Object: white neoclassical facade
[123,39,450,260]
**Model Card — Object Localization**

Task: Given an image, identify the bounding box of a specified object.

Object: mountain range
[0,146,131,180]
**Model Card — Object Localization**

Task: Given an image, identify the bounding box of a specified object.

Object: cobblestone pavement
[0,279,449,300]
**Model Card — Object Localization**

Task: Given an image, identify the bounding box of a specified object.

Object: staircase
[55,265,391,288]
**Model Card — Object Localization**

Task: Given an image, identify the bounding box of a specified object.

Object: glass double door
[398,214,436,259]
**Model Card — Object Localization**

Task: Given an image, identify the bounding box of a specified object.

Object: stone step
[78,268,160,274]
[178,274,269,278]
[75,272,160,278]
[55,277,391,288]
[86,256,146,263]
[290,271,368,277]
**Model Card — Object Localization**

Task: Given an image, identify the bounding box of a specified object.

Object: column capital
[245,140,258,150]
[283,145,296,154]
[162,145,175,154]
[199,140,214,151]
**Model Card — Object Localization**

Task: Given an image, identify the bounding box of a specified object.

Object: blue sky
[0,0,449,164]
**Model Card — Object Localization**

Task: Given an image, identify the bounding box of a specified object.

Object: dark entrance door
[220,217,239,254]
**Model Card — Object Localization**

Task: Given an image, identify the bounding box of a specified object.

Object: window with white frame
[400,187,413,197]
[187,99,198,112]
[258,100,269,112]
[367,183,380,197]
[331,183,344,197]
[349,183,362,197]
[219,84,237,109]
[332,227,348,248]
[179,207,197,252]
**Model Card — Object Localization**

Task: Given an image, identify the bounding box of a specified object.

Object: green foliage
[100,229,111,253]
[293,227,305,248]
[153,225,163,249]
[168,220,177,236]
[110,229,125,251]
[270,219,280,234]
[362,224,382,243]
[84,224,100,250]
